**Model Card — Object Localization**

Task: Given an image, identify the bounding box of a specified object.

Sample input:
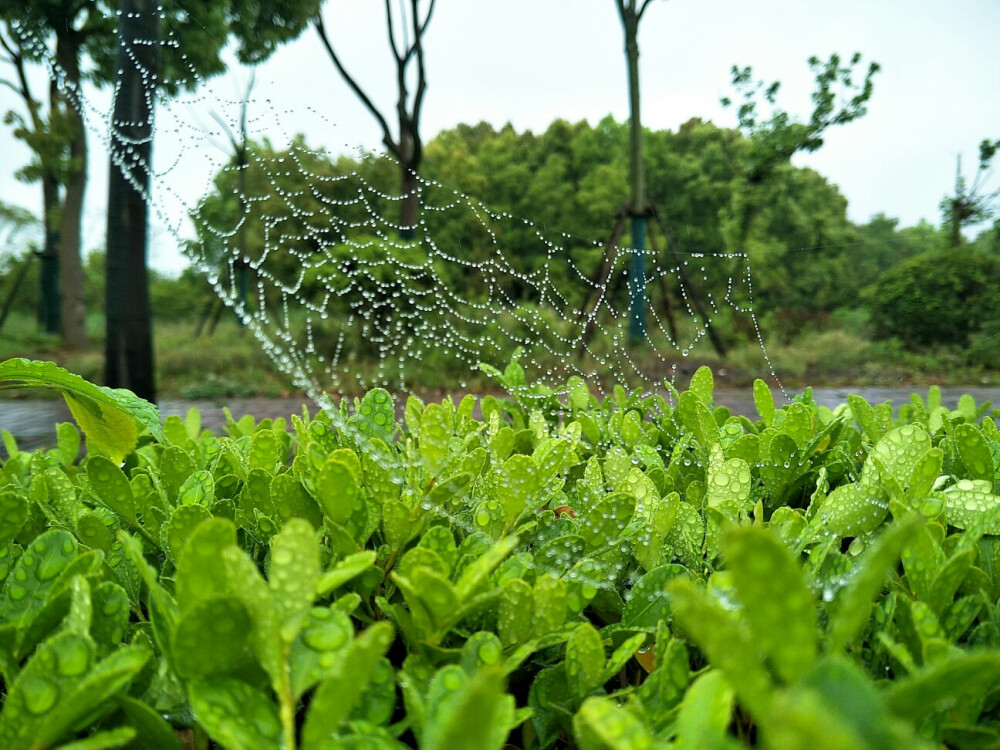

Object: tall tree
[103,0,158,399]
[0,12,114,347]
[941,139,1000,249]
[313,0,436,239]
[720,52,879,255]
[614,0,657,345]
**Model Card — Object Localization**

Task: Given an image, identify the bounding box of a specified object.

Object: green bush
[4,358,1000,748]
[867,248,1000,348]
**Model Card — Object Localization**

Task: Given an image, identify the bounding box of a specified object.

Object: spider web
[8,13,782,413]
[6,10,799,598]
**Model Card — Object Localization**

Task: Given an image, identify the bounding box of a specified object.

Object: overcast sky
[1,0,998,275]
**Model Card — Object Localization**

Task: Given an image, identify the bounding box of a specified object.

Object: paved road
[2,387,998,457]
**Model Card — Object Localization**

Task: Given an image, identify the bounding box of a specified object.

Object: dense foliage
[867,248,1000,347]
[183,117,1000,347]
[3,358,1000,748]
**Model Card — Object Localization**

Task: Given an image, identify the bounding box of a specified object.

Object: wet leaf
[725,526,817,683]
[422,667,517,750]
[301,621,395,745]
[828,516,921,653]
[572,695,654,750]
[669,578,772,716]
[622,564,687,632]
[268,518,319,640]
[566,622,605,699]
[188,676,282,750]
[673,670,734,750]
[87,458,137,526]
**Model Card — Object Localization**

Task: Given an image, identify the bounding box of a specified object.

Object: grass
[3,307,999,401]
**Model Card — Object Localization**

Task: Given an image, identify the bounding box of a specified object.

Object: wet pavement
[2,387,998,457]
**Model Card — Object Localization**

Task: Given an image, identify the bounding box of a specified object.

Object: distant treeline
[4,116,999,353]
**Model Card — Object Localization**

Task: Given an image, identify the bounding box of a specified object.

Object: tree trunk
[104,0,159,401]
[621,4,647,346]
[399,164,420,240]
[39,80,62,335]
[54,31,89,350]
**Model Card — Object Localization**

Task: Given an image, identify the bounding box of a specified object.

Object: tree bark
[104,0,159,401]
[618,1,647,346]
[54,31,89,349]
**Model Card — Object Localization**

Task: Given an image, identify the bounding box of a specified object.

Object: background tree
[106,0,322,399]
[941,138,1000,248]
[0,200,39,332]
[721,53,879,256]
[103,0,158,399]
[313,0,436,239]
[614,0,657,345]
[0,11,115,347]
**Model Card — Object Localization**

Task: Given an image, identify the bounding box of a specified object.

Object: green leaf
[621,564,688,631]
[0,489,28,546]
[906,448,943,504]
[301,621,395,746]
[269,518,319,640]
[828,515,922,653]
[315,550,378,596]
[177,469,215,507]
[354,388,396,442]
[0,528,78,627]
[174,518,237,610]
[674,670,735,750]
[188,677,282,750]
[498,579,533,647]
[848,394,883,444]
[290,605,355,699]
[668,578,772,717]
[954,423,994,481]
[0,359,163,461]
[572,695,654,750]
[496,454,539,524]
[678,391,719,453]
[940,480,1000,532]
[566,622,605,700]
[455,535,519,601]
[171,596,253,679]
[115,695,185,750]
[422,667,517,750]
[753,379,775,427]
[248,429,282,472]
[0,633,149,750]
[724,526,816,683]
[53,727,136,750]
[689,366,714,405]
[163,504,213,562]
[315,452,361,526]
[419,403,453,476]
[579,492,635,549]
[887,651,1000,722]
[794,656,903,750]
[817,482,888,538]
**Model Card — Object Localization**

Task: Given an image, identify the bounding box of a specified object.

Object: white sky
[1,0,998,275]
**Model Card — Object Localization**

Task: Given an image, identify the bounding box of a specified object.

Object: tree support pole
[577,202,629,356]
[0,253,34,333]
[651,205,727,358]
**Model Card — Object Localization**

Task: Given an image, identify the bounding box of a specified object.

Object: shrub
[867,248,1000,348]
[4,358,1000,748]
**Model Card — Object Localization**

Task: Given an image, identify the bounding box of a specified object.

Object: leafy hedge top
[2,359,1000,748]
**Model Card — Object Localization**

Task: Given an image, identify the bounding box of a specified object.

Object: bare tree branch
[384,0,403,62]
[313,13,398,157]
[410,0,431,153]
[637,0,659,20]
